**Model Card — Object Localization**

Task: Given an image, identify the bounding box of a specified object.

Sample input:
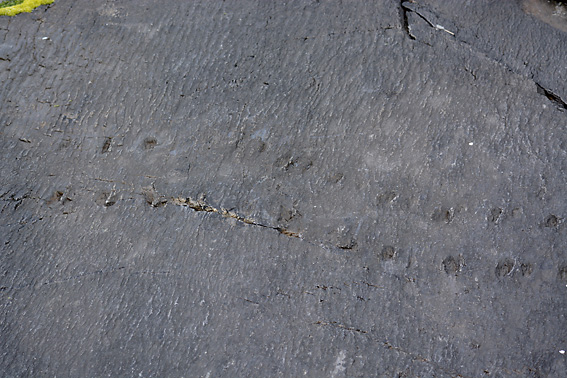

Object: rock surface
[1,0,566,376]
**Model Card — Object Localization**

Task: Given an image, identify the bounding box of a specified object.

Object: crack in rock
[169,196,302,238]
[314,320,368,334]
[314,319,474,378]
[399,0,415,40]
[1,267,171,292]
[536,83,567,110]
[401,1,456,39]
[118,183,368,254]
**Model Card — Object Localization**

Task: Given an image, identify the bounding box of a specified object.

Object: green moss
[0,1,25,9]
[0,0,54,16]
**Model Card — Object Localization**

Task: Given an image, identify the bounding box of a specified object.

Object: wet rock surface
[1,0,566,376]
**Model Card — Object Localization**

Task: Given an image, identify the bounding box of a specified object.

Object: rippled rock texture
[1,1,566,376]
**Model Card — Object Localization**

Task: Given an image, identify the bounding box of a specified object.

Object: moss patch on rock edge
[0,0,54,16]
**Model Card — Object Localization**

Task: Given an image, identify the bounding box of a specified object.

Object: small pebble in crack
[495,259,515,278]
[327,172,344,184]
[432,207,454,224]
[101,137,112,153]
[381,246,396,260]
[143,137,158,150]
[376,191,397,206]
[442,256,461,275]
[95,192,116,207]
[520,263,533,277]
[488,207,502,223]
[545,214,559,228]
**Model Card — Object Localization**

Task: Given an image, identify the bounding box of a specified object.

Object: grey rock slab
[1,0,567,377]
[403,0,567,104]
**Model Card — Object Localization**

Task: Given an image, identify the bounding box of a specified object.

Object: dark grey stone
[1,0,566,376]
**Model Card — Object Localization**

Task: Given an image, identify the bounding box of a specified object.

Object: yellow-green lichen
[0,0,54,16]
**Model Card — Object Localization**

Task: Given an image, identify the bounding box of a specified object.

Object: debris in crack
[276,228,301,238]
[171,195,216,213]
[334,225,358,250]
[337,239,357,250]
[536,83,567,110]
[46,190,72,205]
[147,191,365,249]
[101,137,112,153]
[170,196,301,238]
[95,191,117,207]
[142,185,167,208]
